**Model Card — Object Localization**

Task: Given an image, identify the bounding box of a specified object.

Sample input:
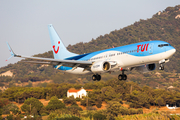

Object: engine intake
[91,61,111,73]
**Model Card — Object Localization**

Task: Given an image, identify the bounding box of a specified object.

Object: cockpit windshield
[158,44,171,47]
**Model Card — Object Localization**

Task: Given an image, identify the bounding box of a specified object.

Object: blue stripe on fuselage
[54,65,72,71]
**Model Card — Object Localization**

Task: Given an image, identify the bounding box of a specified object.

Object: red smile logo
[53,41,60,54]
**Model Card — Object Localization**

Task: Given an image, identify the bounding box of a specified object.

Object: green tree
[155,96,165,107]
[3,103,21,115]
[67,105,82,116]
[31,107,38,117]
[93,112,106,120]
[46,96,65,111]
[6,114,13,120]
[21,97,43,114]
[63,96,77,105]
[106,101,128,117]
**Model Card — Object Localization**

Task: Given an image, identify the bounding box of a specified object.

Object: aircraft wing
[21,56,92,68]
[6,42,92,69]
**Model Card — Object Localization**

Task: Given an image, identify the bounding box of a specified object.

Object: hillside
[0,5,180,88]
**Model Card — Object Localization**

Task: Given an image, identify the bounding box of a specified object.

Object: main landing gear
[118,70,127,81]
[159,64,164,70]
[92,74,101,81]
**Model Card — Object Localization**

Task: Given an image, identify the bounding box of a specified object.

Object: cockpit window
[158,44,170,47]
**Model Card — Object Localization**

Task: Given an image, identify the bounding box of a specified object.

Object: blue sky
[0,0,179,68]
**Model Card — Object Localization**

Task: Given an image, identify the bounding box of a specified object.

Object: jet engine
[91,61,111,73]
[135,63,156,73]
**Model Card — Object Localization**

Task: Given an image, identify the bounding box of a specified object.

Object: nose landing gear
[159,64,164,70]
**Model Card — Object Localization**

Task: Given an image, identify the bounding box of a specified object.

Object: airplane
[6,24,176,81]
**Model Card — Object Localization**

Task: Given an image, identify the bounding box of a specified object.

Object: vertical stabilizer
[48,24,77,59]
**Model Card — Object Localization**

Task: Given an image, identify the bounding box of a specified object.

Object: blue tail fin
[48,24,77,59]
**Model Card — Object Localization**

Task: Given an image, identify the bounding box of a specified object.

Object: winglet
[6,42,17,61]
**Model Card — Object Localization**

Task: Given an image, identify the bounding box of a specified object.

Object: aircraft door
[109,53,111,60]
[149,43,154,54]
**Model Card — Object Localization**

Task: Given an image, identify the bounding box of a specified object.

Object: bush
[21,97,43,114]
[96,102,102,108]
[93,113,106,120]
[67,106,83,111]
[7,114,13,120]
[137,108,143,114]
[96,100,102,108]
[46,96,65,111]
[75,98,81,102]
[129,102,141,108]
[40,107,49,115]
[48,113,80,120]
[63,96,76,105]
[119,106,129,115]
[19,114,24,118]
[80,99,86,106]
[86,106,97,110]
[129,108,137,115]
[144,103,150,109]
[67,106,83,115]
[41,113,48,116]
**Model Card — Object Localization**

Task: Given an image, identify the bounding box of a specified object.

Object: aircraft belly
[119,54,150,67]
[148,49,175,62]
[65,67,92,75]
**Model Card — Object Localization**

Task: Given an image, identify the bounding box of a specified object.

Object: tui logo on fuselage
[53,41,60,54]
[137,43,149,53]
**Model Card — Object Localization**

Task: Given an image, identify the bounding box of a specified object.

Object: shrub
[19,114,24,118]
[93,113,106,120]
[41,113,48,116]
[86,106,97,110]
[129,108,137,115]
[119,106,129,115]
[48,113,80,120]
[21,97,43,114]
[7,114,13,120]
[46,96,65,111]
[75,98,81,102]
[80,99,86,106]
[129,102,141,108]
[144,103,150,109]
[40,107,49,115]
[63,96,76,105]
[137,108,143,114]
[96,100,102,108]
[67,106,83,111]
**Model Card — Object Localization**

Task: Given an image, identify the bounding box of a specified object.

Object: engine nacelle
[135,63,156,73]
[91,61,111,73]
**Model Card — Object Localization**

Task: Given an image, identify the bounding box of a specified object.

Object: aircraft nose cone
[172,48,176,54]
[170,48,176,56]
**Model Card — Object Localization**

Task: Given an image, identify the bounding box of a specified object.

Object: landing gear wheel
[118,74,127,81]
[96,74,101,81]
[159,64,164,70]
[92,74,101,81]
[92,75,97,81]
[123,74,127,80]
[118,75,123,80]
